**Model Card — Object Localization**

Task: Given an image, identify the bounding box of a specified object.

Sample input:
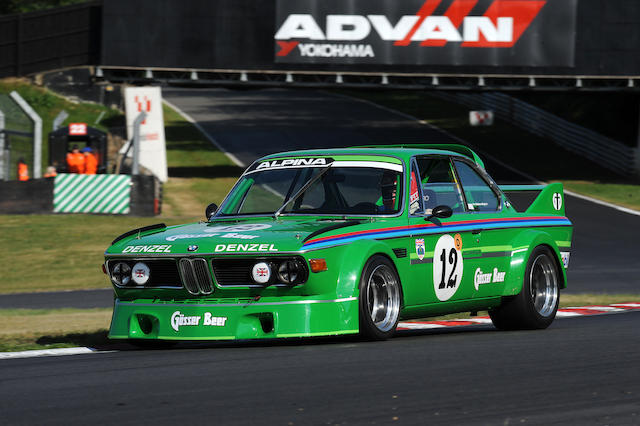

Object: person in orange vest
[17,157,29,181]
[66,145,85,174]
[82,147,98,175]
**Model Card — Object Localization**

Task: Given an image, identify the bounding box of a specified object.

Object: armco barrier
[432,92,638,176]
[0,174,160,216]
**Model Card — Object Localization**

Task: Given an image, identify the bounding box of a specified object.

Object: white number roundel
[433,234,464,301]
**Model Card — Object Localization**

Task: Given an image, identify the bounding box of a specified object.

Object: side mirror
[425,205,453,225]
[205,203,218,220]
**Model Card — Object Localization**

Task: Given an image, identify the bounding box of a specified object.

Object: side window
[454,160,500,212]
[416,157,465,213]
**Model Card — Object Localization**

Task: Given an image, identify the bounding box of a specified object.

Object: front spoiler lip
[109,296,360,340]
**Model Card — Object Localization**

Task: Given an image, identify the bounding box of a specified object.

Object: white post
[132,111,147,176]
[10,91,42,178]
[53,110,69,131]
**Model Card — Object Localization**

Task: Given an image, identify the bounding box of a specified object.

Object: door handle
[471,229,483,235]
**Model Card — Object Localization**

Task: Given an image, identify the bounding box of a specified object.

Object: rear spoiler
[500,183,566,215]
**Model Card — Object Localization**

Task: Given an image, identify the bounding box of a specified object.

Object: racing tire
[489,246,560,330]
[358,255,402,340]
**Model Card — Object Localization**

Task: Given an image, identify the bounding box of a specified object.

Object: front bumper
[109,296,359,340]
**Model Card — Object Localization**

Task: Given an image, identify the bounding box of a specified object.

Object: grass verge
[0,308,110,352]
[1,293,637,352]
[341,90,640,210]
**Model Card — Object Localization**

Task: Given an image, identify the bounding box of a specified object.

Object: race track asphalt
[1,87,638,310]
[2,312,639,425]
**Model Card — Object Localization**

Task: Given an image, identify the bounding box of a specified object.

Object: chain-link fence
[0,94,35,181]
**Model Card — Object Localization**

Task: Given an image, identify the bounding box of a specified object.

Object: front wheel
[489,246,560,330]
[358,256,402,340]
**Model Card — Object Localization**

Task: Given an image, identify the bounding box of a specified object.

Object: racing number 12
[438,248,458,289]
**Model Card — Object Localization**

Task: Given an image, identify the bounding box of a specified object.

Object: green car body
[105,144,572,341]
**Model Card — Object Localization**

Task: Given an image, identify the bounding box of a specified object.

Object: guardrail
[432,92,638,176]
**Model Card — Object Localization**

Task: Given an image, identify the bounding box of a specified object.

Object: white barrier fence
[432,92,638,176]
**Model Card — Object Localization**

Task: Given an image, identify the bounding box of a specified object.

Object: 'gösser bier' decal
[433,234,463,301]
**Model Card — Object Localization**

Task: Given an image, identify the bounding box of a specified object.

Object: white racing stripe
[0,347,101,360]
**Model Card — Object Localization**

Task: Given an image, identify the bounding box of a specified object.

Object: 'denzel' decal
[303,216,571,250]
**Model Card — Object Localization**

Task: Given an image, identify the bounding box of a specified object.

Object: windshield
[218,164,403,217]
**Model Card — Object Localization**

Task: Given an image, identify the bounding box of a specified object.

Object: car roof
[259,144,485,169]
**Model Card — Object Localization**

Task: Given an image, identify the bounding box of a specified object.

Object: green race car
[104,144,572,341]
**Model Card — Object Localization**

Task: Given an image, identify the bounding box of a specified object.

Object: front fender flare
[334,240,399,299]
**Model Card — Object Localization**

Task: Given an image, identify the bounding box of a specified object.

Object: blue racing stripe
[302,217,571,251]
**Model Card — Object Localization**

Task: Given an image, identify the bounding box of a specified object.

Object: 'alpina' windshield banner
[275,0,576,66]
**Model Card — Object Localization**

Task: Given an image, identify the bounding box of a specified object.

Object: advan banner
[275,0,577,67]
[123,86,168,182]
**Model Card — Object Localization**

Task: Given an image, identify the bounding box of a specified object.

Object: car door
[404,155,477,306]
[451,158,510,299]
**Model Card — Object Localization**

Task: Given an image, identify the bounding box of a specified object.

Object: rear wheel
[358,256,401,340]
[489,246,560,330]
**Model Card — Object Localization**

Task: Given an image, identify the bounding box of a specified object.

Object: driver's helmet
[380,172,398,208]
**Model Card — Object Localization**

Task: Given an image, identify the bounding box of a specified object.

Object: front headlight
[277,260,303,285]
[111,262,132,286]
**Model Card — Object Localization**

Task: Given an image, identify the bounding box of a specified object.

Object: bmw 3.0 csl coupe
[104,144,572,342]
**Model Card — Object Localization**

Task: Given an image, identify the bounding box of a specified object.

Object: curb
[397,303,640,330]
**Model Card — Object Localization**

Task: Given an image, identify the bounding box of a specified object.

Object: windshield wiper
[273,164,332,219]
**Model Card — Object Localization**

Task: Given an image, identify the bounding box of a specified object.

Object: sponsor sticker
[215,244,278,253]
[415,238,425,261]
[409,171,420,215]
[454,233,463,251]
[123,244,172,253]
[560,252,570,269]
[474,267,506,291]
[170,311,227,332]
[553,193,563,211]
[255,157,332,171]
[204,224,272,233]
[166,232,261,241]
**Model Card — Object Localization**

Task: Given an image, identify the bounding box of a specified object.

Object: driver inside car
[378,171,398,213]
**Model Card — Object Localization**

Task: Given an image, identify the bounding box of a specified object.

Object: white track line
[330,92,640,217]
[163,99,246,168]
[0,347,101,360]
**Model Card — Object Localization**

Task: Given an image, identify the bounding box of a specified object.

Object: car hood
[106,218,364,256]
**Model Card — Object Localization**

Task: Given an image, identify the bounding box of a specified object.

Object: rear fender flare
[504,230,567,296]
